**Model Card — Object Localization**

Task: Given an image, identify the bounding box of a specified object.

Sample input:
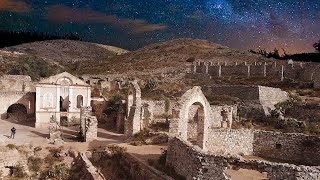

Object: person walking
[10,127,16,139]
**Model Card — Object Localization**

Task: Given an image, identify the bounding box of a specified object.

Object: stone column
[247,65,251,78]
[281,65,284,81]
[205,63,209,74]
[193,64,197,73]
[264,62,267,77]
[218,65,222,77]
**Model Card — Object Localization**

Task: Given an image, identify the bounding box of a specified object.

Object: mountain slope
[77,38,273,75]
[4,40,129,65]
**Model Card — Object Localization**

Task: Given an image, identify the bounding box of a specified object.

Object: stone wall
[202,85,288,116]
[189,60,319,82]
[253,131,320,165]
[206,129,254,155]
[141,100,177,123]
[72,152,106,180]
[166,137,320,180]
[91,151,173,180]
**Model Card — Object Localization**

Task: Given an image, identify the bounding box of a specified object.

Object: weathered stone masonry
[166,136,320,180]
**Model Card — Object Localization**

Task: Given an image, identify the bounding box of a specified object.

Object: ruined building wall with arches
[35,72,91,128]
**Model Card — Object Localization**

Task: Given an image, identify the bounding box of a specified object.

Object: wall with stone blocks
[202,85,260,101]
[166,137,320,180]
[91,151,173,180]
[72,152,106,180]
[206,129,254,155]
[253,131,320,165]
[189,61,320,83]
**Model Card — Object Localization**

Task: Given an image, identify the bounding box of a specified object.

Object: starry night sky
[0,0,319,53]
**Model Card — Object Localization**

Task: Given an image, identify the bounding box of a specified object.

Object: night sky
[0,0,319,53]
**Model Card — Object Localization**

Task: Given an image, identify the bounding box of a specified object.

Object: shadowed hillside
[77,38,274,75]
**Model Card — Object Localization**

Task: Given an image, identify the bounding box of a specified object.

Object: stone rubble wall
[202,85,288,116]
[258,86,289,115]
[120,153,173,180]
[253,131,320,165]
[73,152,106,180]
[189,61,318,82]
[206,129,254,155]
[141,100,177,123]
[166,136,320,180]
[91,151,173,180]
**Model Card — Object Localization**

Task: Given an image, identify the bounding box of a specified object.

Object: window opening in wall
[276,143,282,149]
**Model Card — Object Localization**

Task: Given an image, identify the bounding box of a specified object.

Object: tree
[314,40,320,52]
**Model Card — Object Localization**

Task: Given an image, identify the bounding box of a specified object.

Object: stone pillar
[274,62,277,70]
[281,65,284,81]
[224,61,227,66]
[205,63,209,74]
[264,62,267,77]
[254,62,257,66]
[218,65,222,77]
[247,65,251,78]
[193,64,197,73]
[84,116,98,142]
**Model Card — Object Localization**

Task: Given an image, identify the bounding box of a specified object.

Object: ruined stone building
[35,72,91,128]
[0,72,92,128]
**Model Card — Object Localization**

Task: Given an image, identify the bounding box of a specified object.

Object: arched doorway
[7,103,28,121]
[171,86,214,150]
[187,102,205,148]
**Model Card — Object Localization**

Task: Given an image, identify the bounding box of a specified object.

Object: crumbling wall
[169,86,214,149]
[258,86,289,115]
[253,131,320,165]
[206,129,254,155]
[125,81,142,137]
[166,137,320,180]
[80,106,97,142]
[72,152,106,180]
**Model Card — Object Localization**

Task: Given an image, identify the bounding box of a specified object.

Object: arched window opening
[77,95,84,108]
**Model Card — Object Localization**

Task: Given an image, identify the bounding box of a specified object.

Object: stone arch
[7,103,28,120]
[125,81,141,137]
[187,102,205,148]
[170,86,212,149]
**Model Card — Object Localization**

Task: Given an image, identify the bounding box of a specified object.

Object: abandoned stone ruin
[188,60,320,86]
[166,86,320,180]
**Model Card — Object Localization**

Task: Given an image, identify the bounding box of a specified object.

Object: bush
[144,79,158,90]
[46,163,70,179]
[28,156,43,172]
[6,144,16,150]
[107,145,127,158]
[104,94,124,117]
[12,163,27,178]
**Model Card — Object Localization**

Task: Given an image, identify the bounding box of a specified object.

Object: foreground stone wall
[72,152,106,180]
[253,131,320,165]
[206,129,254,155]
[166,137,320,180]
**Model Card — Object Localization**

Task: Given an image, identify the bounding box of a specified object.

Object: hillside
[4,40,129,65]
[0,40,129,80]
[77,38,274,75]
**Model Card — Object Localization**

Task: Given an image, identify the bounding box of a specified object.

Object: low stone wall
[91,151,173,180]
[253,131,320,165]
[73,152,106,180]
[206,129,254,155]
[166,137,320,180]
[120,153,173,180]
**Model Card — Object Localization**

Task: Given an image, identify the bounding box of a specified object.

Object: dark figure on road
[10,127,16,139]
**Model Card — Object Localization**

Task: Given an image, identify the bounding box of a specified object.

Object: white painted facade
[35,72,91,128]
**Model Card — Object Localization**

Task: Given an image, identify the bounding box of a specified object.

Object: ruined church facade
[35,72,91,128]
